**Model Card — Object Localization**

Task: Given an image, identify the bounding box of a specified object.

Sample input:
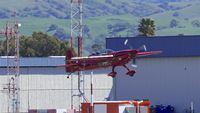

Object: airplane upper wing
[136,51,162,57]
[58,55,114,67]
[70,54,114,61]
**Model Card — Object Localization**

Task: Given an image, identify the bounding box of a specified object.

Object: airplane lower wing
[59,63,77,67]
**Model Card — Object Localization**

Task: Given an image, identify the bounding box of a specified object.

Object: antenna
[70,0,87,111]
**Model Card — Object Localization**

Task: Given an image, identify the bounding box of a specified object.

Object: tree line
[0,32,70,57]
[0,18,156,57]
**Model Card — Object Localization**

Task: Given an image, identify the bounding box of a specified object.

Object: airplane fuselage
[65,49,138,73]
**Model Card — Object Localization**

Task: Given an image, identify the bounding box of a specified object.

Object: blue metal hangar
[106,35,200,113]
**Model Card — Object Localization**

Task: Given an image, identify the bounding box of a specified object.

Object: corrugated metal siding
[0,67,65,75]
[0,56,65,67]
[0,74,113,112]
[114,57,200,113]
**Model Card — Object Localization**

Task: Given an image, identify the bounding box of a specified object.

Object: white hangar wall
[0,74,113,112]
[114,57,200,113]
[0,57,113,113]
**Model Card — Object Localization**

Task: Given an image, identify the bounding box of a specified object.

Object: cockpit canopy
[90,49,114,56]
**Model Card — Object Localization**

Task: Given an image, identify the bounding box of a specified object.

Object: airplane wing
[59,63,77,67]
[70,54,114,61]
[58,55,114,67]
[136,51,162,57]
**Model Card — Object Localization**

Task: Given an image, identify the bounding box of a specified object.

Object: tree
[20,36,36,57]
[22,32,70,57]
[138,18,156,36]
[0,32,70,57]
[0,40,6,55]
[0,38,16,56]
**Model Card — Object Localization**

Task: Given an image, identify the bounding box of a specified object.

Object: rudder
[65,48,76,72]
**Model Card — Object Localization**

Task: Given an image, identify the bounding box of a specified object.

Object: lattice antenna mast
[12,10,20,113]
[71,0,87,111]
[71,0,83,55]
[13,20,20,113]
[1,16,21,113]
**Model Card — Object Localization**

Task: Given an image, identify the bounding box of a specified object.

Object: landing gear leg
[123,65,136,77]
[108,66,117,78]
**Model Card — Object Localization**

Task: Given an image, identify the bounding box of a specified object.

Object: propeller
[132,45,148,68]
[131,64,137,68]
[124,39,132,49]
[124,39,128,46]
[138,45,147,52]
[124,39,148,68]
[124,39,138,68]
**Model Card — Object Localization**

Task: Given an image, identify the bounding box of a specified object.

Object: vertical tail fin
[65,49,74,60]
[65,48,76,72]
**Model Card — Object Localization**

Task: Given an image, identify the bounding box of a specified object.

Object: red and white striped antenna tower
[1,10,21,113]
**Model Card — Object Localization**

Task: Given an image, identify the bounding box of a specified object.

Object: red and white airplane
[63,40,161,77]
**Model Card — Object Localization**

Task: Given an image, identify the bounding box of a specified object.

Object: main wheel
[126,70,136,77]
[108,72,117,78]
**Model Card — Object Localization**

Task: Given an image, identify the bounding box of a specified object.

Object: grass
[0,17,70,36]
[0,1,200,40]
[157,27,200,36]
[0,0,34,9]
[86,14,139,37]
